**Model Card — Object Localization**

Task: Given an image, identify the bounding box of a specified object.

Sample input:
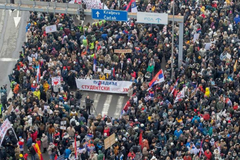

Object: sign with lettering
[85,0,103,9]
[137,12,168,25]
[75,79,132,94]
[45,25,57,33]
[114,49,132,53]
[104,133,116,150]
[52,77,61,86]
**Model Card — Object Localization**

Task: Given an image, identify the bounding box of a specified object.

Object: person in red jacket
[103,126,110,137]
[127,150,135,159]
[183,152,192,160]
[204,149,212,160]
[202,111,210,121]
[31,130,38,142]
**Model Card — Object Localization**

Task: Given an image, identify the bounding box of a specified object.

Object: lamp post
[171,0,175,80]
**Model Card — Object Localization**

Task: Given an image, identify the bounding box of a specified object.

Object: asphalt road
[0,10,29,92]
[0,10,129,159]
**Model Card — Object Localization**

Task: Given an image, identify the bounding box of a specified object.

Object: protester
[1,0,240,159]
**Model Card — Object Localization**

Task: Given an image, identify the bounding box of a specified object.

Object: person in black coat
[29,144,36,160]
[75,89,82,106]
[81,150,89,160]
[85,96,93,114]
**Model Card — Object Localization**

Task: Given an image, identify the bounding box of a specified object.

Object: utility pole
[102,0,105,9]
[171,0,175,80]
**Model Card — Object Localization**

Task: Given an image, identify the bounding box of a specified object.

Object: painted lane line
[92,93,101,115]
[113,96,124,118]
[80,92,88,108]
[102,95,112,117]
[0,58,18,61]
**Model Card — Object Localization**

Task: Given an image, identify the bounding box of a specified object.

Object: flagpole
[171,0,175,80]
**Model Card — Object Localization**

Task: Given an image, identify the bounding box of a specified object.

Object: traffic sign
[91,9,128,21]
[137,12,168,25]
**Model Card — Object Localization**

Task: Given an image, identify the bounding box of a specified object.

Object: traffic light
[79,8,84,20]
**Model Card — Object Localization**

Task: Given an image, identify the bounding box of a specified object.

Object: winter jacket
[97,150,104,160]
[41,135,48,149]
[26,137,32,148]
[64,149,71,159]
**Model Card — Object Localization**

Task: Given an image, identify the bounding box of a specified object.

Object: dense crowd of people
[1,0,240,160]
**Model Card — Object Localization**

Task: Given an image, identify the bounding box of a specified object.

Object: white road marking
[114,96,124,118]
[7,90,13,100]
[0,58,18,61]
[102,95,112,117]
[0,10,5,34]
[92,94,101,115]
[13,10,21,27]
[9,10,11,16]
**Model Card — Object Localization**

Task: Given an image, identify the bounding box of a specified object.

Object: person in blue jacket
[26,135,32,149]
[64,146,71,159]
[174,128,183,139]
[192,115,200,125]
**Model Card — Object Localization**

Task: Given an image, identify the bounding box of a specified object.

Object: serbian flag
[170,78,179,96]
[126,0,138,12]
[93,53,97,72]
[36,63,41,83]
[174,87,186,103]
[131,0,138,13]
[123,100,131,112]
[148,69,164,88]
[123,93,136,111]
[225,97,232,106]
[74,135,78,159]
[34,143,43,160]
[112,67,115,77]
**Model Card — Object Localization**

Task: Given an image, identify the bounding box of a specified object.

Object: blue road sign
[91,9,128,22]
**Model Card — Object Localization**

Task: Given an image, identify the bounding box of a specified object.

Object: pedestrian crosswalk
[102,95,112,117]
[92,93,101,115]
[79,91,128,118]
[114,96,124,118]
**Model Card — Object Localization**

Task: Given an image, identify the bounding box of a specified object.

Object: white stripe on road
[114,96,124,118]
[92,94,101,115]
[7,90,13,100]
[0,58,18,61]
[102,95,112,117]
[0,10,5,35]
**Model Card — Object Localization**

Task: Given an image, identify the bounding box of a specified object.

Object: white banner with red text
[75,79,132,94]
[0,118,17,146]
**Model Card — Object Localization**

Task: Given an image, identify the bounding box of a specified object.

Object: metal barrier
[0,0,82,14]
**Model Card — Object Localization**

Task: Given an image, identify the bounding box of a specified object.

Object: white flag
[0,119,16,146]
[174,87,186,103]
[45,25,57,33]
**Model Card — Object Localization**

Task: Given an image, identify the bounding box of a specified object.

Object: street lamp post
[171,0,175,80]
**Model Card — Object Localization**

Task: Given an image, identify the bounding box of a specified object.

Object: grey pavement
[0,10,29,94]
